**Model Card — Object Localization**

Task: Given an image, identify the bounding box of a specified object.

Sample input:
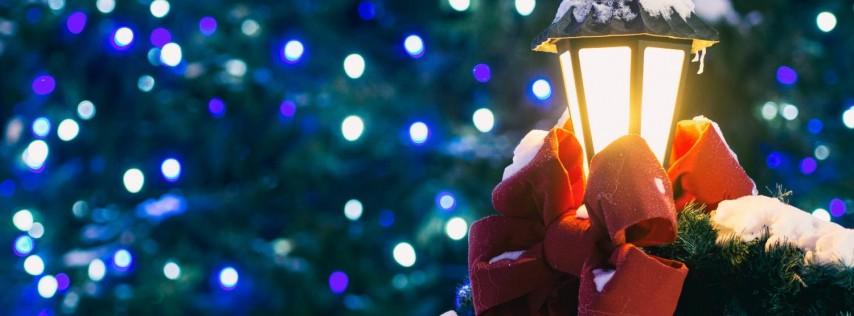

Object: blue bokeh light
[32,117,51,137]
[358,1,376,20]
[807,119,823,134]
[199,17,217,36]
[14,235,34,256]
[531,78,552,101]
[66,11,87,34]
[766,152,783,169]
[280,100,296,118]
[776,66,797,85]
[113,249,133,270]
[149,27,172,47]
[208,98,226,118]
[378,209,395,228]
[437,192,456,211]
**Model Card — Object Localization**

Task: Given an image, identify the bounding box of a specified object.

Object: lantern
[533,1,718,166]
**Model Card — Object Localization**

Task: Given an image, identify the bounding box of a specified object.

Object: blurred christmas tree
[0,0,851,315]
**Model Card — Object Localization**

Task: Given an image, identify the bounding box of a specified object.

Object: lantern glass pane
[578,46,631,153]
[558,51,587,159]
[641,47,685,162]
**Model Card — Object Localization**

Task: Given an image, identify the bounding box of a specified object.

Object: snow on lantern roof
[532,0,719,54]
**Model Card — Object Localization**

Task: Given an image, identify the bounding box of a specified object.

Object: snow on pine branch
[554,0,694,24]
[713,195,854,267]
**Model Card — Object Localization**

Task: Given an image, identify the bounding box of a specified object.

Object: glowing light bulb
[24,254,45,276]
[163,261,181,280]
[344,199,363,221]
[515,0,536,16]
[531,79,552,100]
[88,259,106,281]
[472,108,495,133]
[445,217,468,240]
[341,115,365,141]
[448,0,471,12]
[160,42,182,67]
[150,0,170,18]
[817,12,837,32]
[38,275,58,298]
[403,35,425,58]
[219,267,239,290]
[161,158,181,182]
[123,168,144,193]
[409,122,429,144]
[57,119,79,141]
[22,140,49,170]
[282,40,304,63]
[343,54,366,79]
[13,209,34,231]
[77,100,96,120]
[392,242,416,267]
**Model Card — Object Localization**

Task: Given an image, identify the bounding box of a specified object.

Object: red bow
[468,118,755,315]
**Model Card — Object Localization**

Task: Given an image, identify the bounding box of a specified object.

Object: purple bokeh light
[199,17,217,36]
[799,157,817,175]
[473,63,491,83]
[829,198,846,217]
[150,28,172,47]
[328,271,349,294]
[208,98,226,118]
[776,66,797,85]
[56,273,70,291]
[279,100,296,118]
[32,75,56,95]
[66,11,87,34]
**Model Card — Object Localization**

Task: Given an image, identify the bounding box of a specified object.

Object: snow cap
[532,0,718,54]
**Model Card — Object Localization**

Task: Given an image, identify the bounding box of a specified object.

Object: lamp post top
[532,0,718,54]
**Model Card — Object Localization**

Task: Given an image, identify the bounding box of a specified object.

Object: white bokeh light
[13,209,34,231]
[38,275,58,298]
[241,19,260,36]
[781,103,799,121]
[812,208,831,222]
[57,119,80,141]
[448,0,471,12]
[163,261,181,280]
[343,54,366,79]
[226,59,247,77]
[760,101,777,120]
[409,122,429,144]
[123,168,145,194]
[114,27,134,47]
[532,79,552,100]
[88,259,106,281]
[219,267,239,289]
[22,140,49,170]
[515,0,536,16]
[114,249,132,268]
[445,217,468,240]
[33,117,51,137]
[843,106,854,129]
[341,115,365,141]
[29,222,45,239]
[161,158,181,181]
[814,145,830,160]
[472,108,495,133]
[283,40,304,62]
[816,12,837,32]
[96,0,115,13]
[392,242,416,267]
[24,255,45,276]
[160,42,183,67]
[403,35,425,57]
[77,100,96,120]
[149,0,170,18]
[344,199,363,221]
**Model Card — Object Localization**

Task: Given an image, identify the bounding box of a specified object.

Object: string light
[403,35,425,58]
[57,119,79,141]
[163,261,181,280]
[409,122,429,144]
[472,108,495,133]
[812,208,831,222]
[88,259,106,281]
[96,0,115,14]
[445,217,468,240]
[113,27,134,49]
[218,267,239,290]
[329,271,349,294]
[14,235,34,256]
[199,17,217,36]
[113,249,133,270]
[515,0,536,16]
[448,0,471,12]
[149,0,170,18]
[32,117,51,137]
[344,199,363,221]
[531,78,552,100]
[161,158,181,182]
[123,168,145,194]
[37,275,58,299]
[282,40,305,63]
[22,140,50,170]
[160,42,182,67]
[24,254,45,276]
[341,115,365,141]
[66,11,87,34]
[343,54,366,79]
[816,12,837,32]
[13,209,34,231]
[392,242,416,267]
[77,100,96,120]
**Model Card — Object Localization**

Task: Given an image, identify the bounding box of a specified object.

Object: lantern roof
[532,0,718,54]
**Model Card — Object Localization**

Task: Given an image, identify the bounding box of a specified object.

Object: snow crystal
[489,250,526,264]
[576,204,589,219]
[553,0,637,24]
[502,130,548,180]
[592,268,615,292]
[713,195,854,266]
[440,311,459,316]
[639,0,694,20]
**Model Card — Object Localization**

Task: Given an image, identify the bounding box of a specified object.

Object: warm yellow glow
[641,47,685,162]
[578,47,631,153]
[558,51,588,163]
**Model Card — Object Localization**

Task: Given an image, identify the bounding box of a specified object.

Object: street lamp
[533,2,718,165]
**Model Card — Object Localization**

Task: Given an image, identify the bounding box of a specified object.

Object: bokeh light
[123,168,145,194]
[409,121,429,144]
[781,103,798,120]
[199,17,217,36]
[32,117,51,137]
[448,0,471,12]
[96,0,115,14]
[472,108,495,133]
[150,0,170,18]
[113,27,134,48]
[392,242,416,267]
[816,12,837,32]
[163,261,181,280]
[161,158,181,182]
[57,119,79,141]
[760,101,777,120]
[56,273,70,291]
[32,75,56,95]
[149,28,172,47]
[280,100,296,118]
[208,98,226,117]
[241,19,260,36]
[37,275,58,299]
[829,198,846,217]
[329,271,349,294]
[219,267,239,290]
[226,59,247,77]
[282,40,305,63]
[160,42,182,67]
[437,192,456,210]
[343,54,366,79]
[776,66,797,85]
[13,209,34,231]
[807,119,823,134]
[77,100,96,120]
[14,235,34,256]
[812,208,831,222]
[22,140,49,170]
[403,34,425,58]
[445,217,468,240]
[138,75,155,92]
[531,78,552,100]
[515,0,536,16]
[814,145,830,160]
[843,106,854,129]
[24,254,45,276]
[766,151,783,169]
[88,259,106,281]
[472,63,491,83]
[358,1,376,20]
[341,115,365,141]
[29,222,44,239]
[344,199,363,221]
[66,11,87,34]
[113,249,133,270]
[800,157,817,175]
